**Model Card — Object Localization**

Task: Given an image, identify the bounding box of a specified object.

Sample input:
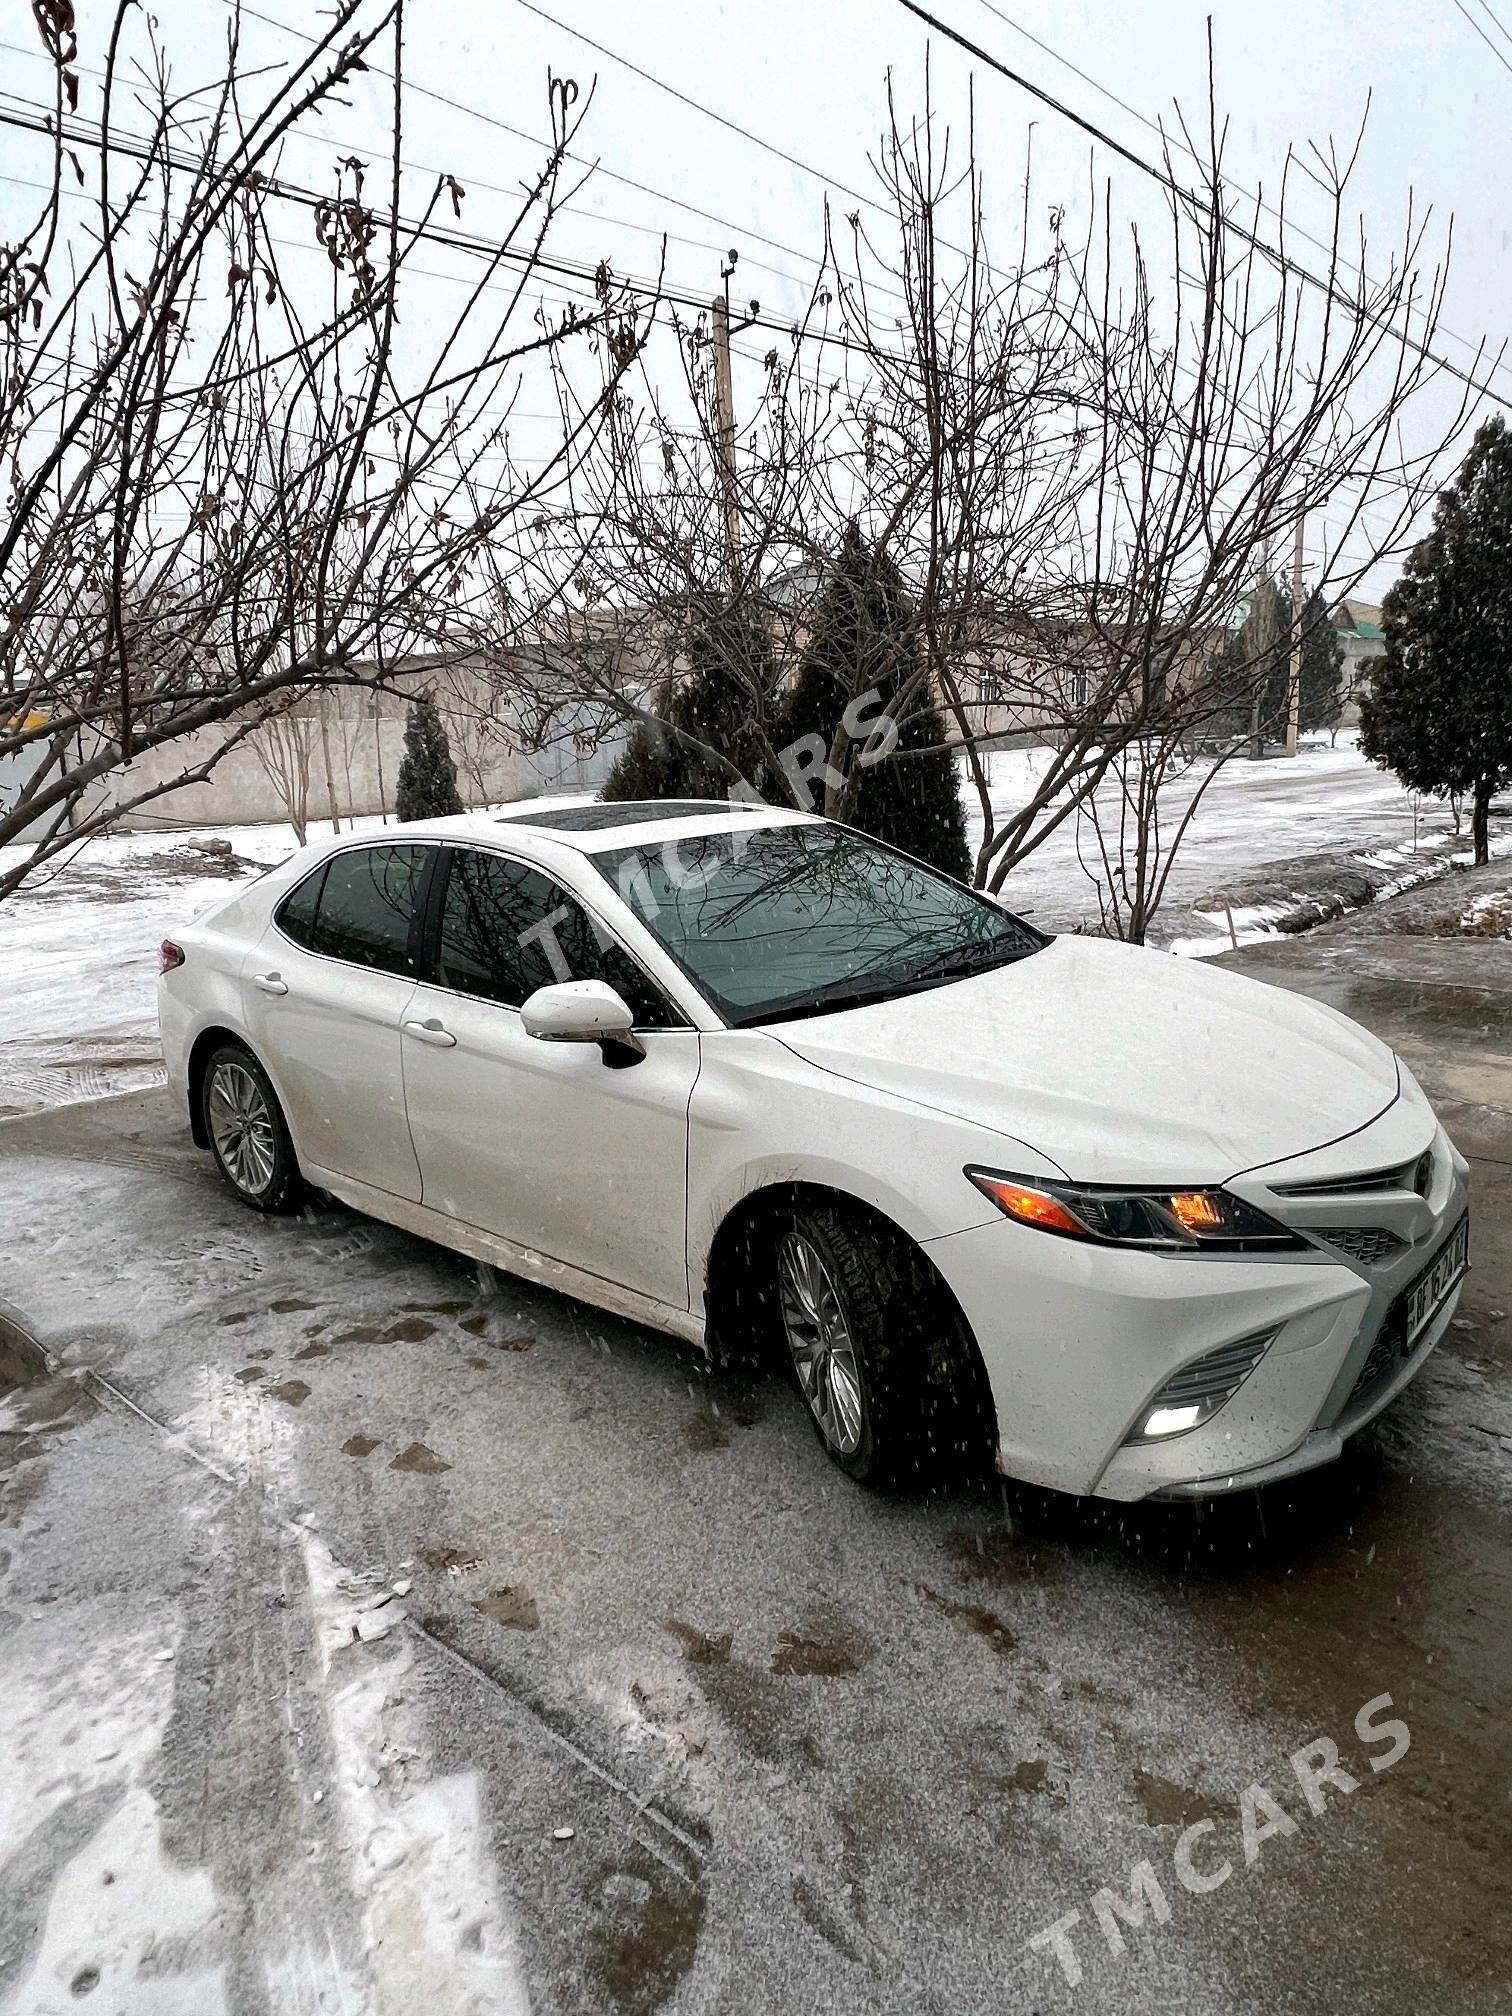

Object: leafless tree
[250,697,318,847]
[0,0,656,896]
[490,57,1477,926]
[1019,53,1480,940]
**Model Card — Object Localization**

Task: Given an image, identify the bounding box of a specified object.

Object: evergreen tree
[1298,589,1345,735]
[1202,576,1288,745]
[1256,585,1345,739]
[780,525,971,880]
[602,604,783,803]
[395,693,464,821]
[1362,415,1512,864]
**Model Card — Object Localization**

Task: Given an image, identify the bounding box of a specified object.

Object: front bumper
[928,1094,1469,1501]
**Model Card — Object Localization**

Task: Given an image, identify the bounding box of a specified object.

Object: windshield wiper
[907,935,1031,984]
[736,974,920,1027]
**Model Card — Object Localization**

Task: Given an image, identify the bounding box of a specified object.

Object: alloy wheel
[778,1230,864,1455]
[207,1058,277,1198]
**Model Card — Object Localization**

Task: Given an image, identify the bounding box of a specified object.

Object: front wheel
[201,1043,303,1214]
[775,1202,989,1486]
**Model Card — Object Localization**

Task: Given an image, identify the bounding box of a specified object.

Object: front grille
[1349,1314,1407,1407]
[1275,1155,1428,1200]
[1314,1226,1408,1266]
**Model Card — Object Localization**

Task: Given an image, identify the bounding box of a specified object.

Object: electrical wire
[893,0,1510,411]
[967,0,1512,391]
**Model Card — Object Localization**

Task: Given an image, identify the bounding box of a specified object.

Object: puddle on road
[913,1581,1016,1656]
[330,1317,438,1347]
[1129,1767,1227,1830]
[992,1758,1063,1801]
[474,1586,540,1631]
[681,1414,730,1453]
[662,1620,733,1666]
[945,1521,1067,1587]
[421,1545,482,1577]
[0,1319,43,1398]
[585,1846,704,2016]
[964,1429,1512,1997]
[770,1623,870,1678]
[389,1441,450,1475]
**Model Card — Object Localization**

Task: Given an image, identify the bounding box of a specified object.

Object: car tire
[774,1200,990,1485]
[200,1042,303,1215]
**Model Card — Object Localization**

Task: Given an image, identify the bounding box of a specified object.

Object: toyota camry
[158,799,1469,1498]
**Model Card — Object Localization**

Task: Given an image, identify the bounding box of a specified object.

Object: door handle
[403,1017,457,1048]
[252,972,289,996]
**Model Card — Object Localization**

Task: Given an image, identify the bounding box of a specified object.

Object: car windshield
[595,822,1046,1026]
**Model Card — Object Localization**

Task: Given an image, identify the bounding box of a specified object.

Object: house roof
[1335,597,1384,641]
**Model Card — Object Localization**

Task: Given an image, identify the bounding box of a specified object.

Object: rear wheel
[202,1043,302,1214]
[775,1200,990,1485]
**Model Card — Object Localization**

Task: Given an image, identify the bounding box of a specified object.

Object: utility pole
[710,289,739,582]
[1284,512,1305,758]
[1248,546,1270,761]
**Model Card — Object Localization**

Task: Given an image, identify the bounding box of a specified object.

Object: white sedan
[158,800,1469,1499]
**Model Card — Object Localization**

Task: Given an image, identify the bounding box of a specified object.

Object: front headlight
[965,1168,1305,1253]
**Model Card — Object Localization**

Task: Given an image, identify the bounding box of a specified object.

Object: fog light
[1126,1329,1277,1443]
[1141,1404,1204,1438]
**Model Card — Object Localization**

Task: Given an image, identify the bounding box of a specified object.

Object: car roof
[399,798,820,856]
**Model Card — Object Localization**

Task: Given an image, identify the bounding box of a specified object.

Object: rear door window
[287,845,427,976]
[275,863,327,950]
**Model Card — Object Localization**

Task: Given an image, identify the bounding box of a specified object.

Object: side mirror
[520,978,644,1062]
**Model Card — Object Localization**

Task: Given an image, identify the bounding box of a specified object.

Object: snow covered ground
[959,733,1492,952]
[0,739,1489,1114]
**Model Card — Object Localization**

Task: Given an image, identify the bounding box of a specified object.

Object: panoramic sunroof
[495,799,737,833]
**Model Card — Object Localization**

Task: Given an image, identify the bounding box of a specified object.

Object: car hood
[769,935,1400,1185]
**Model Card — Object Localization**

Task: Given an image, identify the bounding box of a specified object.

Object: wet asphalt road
[2,946,1512,2015]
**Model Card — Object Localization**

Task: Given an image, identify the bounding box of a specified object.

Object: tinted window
[595,823,1043,1025]
[307,846,426,975]
[436,848,677,1027]
[276,863,327,950]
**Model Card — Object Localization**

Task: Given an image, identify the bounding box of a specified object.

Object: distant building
[1333,598,1386,723]
[66,651,630,835]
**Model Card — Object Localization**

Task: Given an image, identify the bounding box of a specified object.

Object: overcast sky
[5,0,1510,598]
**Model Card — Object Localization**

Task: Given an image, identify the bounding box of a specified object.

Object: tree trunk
[1473,778,1492,866]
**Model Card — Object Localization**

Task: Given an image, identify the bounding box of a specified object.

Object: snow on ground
[301,1533,532,2016]
[0,739,1486,1112]
[0,1608,225,2014]
[960,731,1492,953]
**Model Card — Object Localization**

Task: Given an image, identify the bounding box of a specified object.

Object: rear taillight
[158,939,185,973]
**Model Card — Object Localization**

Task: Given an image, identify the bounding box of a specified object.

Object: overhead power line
[0,96,804,345]
[0,32,890,320]
[218,1,869,307]
[511,0,886,219]
[1446,0,1512,76]
[969,0,1512,392]
[894,0,1509,411]
[0,94,987,399]
[1470,0,1512,52]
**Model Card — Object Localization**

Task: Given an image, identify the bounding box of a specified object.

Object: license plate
[1405,1215,1469,1346]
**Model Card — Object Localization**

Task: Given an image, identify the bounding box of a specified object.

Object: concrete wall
[70,659,629,834]
[0,742,55,844]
